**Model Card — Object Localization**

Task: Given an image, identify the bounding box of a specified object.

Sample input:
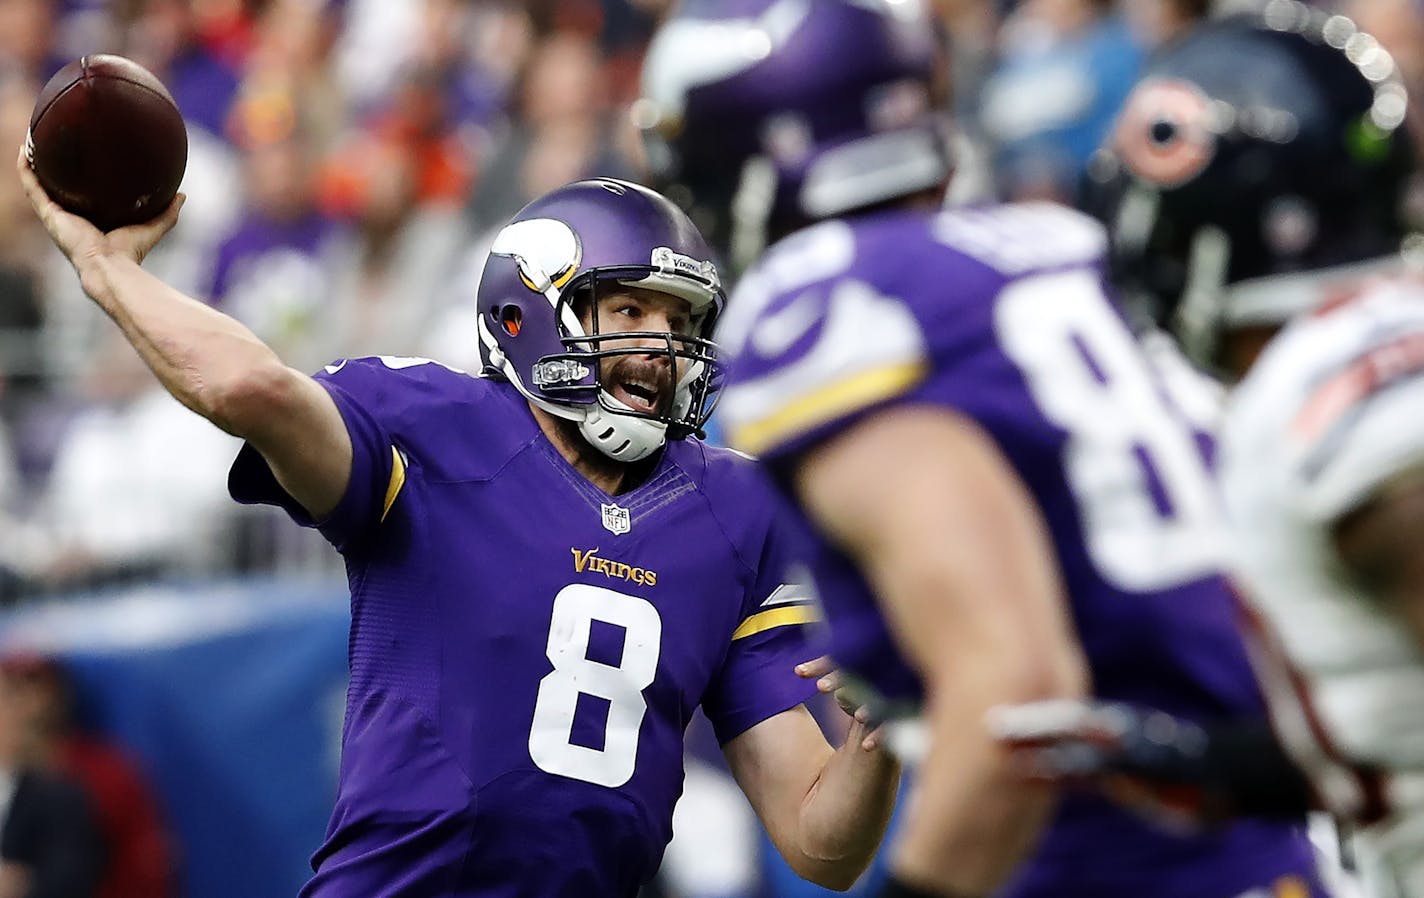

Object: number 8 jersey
[228,356,818,898]
[717,204,1324,898]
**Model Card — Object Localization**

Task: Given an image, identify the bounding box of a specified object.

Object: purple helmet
[637,0,952,271]
[476,178,726,462]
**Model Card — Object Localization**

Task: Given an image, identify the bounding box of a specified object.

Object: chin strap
[576,395,669,462]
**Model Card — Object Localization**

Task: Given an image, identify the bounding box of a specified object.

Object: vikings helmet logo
[491,218,584,295]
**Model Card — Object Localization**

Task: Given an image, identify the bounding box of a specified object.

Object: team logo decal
[601,502,632,535]
[1112,78,1218,188]
[490,218,584,293]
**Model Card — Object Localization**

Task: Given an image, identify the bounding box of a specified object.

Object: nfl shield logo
[601,503,631,535]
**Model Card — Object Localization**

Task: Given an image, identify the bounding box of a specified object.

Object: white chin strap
[576,394,670,462]
[584,360,706,461]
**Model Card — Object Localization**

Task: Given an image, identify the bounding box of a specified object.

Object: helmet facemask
[480,249,725,462]
[540,269,725,447]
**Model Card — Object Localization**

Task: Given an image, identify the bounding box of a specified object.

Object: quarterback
[17,158,899,896]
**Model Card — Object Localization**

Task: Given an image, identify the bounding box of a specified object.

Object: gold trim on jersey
[729,361,928,456]
[731,605,819,641]
[381,446,406,522]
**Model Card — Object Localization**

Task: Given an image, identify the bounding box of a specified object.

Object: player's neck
[529,403,647,496]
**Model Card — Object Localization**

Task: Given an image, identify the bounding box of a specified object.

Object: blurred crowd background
[0,1,1419,896]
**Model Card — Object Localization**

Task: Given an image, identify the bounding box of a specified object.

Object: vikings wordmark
[572,548,658,586]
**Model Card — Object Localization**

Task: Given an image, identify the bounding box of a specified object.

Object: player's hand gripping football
[797,655,885,751]
[987,699,1231,832]
[16,144,183,277]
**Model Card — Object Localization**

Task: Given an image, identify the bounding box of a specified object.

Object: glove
[987,699,1230,832]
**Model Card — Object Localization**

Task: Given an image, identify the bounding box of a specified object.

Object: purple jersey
[229,357,817,897]
[716,204,1326,898]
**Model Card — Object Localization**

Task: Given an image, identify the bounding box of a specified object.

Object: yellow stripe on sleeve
[731,605,820,641]
[380,446,406,523]
[729,361,928,456]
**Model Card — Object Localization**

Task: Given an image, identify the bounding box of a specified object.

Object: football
[26,54,188,232]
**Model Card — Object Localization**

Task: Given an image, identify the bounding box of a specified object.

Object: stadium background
[0,1,1418,896]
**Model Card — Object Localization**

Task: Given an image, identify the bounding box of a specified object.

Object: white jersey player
[1222,280,1424,896]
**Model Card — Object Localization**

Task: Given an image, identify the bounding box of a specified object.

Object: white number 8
[995,269,1223,591]
[528,584,662,787]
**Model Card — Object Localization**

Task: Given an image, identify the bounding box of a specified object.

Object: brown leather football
[26,54,188,232]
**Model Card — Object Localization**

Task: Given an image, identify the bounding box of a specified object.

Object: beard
[605,354,678,417]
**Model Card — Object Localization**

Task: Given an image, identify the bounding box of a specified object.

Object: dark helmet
[1091,0,1417,369]
[637,0,952,272]
[476,178,725,461]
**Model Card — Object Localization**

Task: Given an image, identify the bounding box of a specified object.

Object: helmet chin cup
[578,394,669,462]
[516,380,671,463]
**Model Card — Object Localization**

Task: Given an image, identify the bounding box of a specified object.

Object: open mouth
[612,378,663,414]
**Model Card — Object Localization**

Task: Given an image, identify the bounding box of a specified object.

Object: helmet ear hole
[499,305,523,337]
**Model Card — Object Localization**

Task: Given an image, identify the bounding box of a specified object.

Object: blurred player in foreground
[641,1,1327,896]
[16,155,901,896]
[991,4,1424,895]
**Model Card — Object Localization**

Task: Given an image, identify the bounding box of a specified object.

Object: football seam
[30,77,84,130]
[82,53,181,107]
[31,69,182,132]
[91,75,181,112]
